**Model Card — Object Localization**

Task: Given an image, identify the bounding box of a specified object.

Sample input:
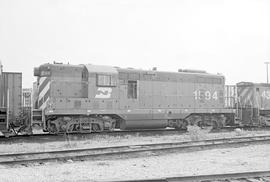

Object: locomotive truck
[32,63,235,134]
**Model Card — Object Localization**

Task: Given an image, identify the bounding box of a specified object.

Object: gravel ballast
[1,128,270,154]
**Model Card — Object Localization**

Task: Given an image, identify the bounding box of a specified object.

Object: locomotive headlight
[33,67,40,76]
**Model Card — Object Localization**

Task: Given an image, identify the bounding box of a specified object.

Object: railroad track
[112,170,270,182]
[0,128,184,144]
[1,125,270,144]
[1,134,270,166]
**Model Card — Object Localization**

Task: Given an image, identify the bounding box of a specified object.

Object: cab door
[119,78,139,110]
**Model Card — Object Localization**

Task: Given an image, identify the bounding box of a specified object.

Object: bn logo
[95,87,112,98]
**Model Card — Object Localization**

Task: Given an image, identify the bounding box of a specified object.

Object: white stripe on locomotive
[38,81,50,102]
[39,76,47,86]
[40,97,49,110]
[37,76,51,109]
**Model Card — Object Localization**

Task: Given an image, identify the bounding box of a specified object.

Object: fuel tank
[120,119,168,130]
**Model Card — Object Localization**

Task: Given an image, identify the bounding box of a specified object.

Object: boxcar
[34,63,235,134]
[0,72,24,135]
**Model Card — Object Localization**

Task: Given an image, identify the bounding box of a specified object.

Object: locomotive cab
[34,63,119,133]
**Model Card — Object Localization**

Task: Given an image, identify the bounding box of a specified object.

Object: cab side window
[97,74,116,87]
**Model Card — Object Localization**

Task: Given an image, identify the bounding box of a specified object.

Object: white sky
[0,0,270,88]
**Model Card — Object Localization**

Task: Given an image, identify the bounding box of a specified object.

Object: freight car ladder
[0,107,7,133]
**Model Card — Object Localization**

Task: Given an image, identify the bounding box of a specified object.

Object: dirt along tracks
[0,141,270,182]
[1,127,270,181]
[1,134,270,166]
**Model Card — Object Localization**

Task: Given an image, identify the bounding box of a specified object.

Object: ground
[0,143,270,182]
[0,128,270,182]
[1,128,270,154]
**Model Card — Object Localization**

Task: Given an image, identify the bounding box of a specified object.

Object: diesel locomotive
[32,63,235,134]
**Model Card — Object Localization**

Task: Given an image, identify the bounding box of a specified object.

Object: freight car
[33,63,235,134]
[0,64,30,136]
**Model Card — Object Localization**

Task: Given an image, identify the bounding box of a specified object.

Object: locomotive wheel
[174,119,188,130]
[92,123,101,132]
[212,120,219,129]
[197,121,203,128]
[48,123,58,134]
[66,124,75,133]
[181,120,188,130]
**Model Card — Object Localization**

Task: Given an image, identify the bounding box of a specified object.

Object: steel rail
[1,125,270,143]
[1,135,270,165]
[0,128,184,143]
[112,170,270,182]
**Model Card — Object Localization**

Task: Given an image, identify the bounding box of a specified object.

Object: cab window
[97,74,116,87]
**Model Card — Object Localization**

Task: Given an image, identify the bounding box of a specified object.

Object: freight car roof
[2,71,22,74]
